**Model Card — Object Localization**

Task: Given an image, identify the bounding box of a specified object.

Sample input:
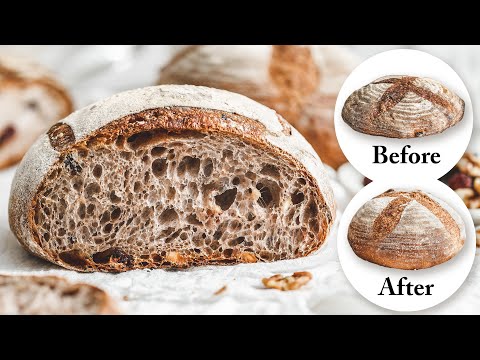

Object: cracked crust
[9,85,335,272]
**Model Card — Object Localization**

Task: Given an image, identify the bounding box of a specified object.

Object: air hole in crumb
[214,188,237,211]
[291,191,305,205]
[256,183,273,208]
[213,231,222,240]
[228,237,245,246]
[247,212,256,221]
[151,146,167,157]
[160,208,178,223]
[87,204,95,215]
[152,158,167,177]
[100,211,110,224]
[232,177,240,185]
[298,178,307,185]
[85,182,100,198]
[177,156,200,177]
[260,164,280,179]
[203,159,213,177]
[77,203,86,219]
[223,249,233,257]
[111,207,121,220]
[103,223,113,233]
[92,164,103,178]
[109,191,121,203]
[246,171,256,180]
[180,233,188,241]
[134,181,142,193]
[187,214,202,225]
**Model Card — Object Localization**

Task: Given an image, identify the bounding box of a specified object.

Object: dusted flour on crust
[348,189,465,270]
[9,85,335,272]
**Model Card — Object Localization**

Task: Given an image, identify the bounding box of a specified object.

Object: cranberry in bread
[348,189,465,270]
[0,55,73,169]
[9,85,335,272]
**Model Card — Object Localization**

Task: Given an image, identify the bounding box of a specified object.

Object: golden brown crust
[158,45,353,169]
[348,190,464,270]
[342,76,465,138]
[27,107,334,272]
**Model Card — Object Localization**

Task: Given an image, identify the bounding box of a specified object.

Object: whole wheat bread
[9,85,335,272]
[0,274,118,314]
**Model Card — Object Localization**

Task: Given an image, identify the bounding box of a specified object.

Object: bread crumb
[214,285,227,296]
[262,272,312,291]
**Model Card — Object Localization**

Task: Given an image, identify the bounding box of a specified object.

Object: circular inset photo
[337,179,476,312]
[334,49,473,182]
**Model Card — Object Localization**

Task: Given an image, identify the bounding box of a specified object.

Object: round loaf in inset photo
[348,189,465,270]
[341,75,465,138]
[0,55,73,169]
[9,85,335,272]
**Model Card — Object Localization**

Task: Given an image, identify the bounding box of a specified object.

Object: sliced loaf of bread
[0,274,118,315]
[9,85,335,272]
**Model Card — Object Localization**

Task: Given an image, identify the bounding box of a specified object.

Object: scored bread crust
[348,190,465,270]
[341,75,465,138]
[0,274,119,315]
[9,85,335,270]
[0,54,73,168]
[159,45,358,169]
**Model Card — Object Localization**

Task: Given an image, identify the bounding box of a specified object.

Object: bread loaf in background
[0,274,118,315]
[348,189,465,270]
[0,55,73,169]
[158,45,358,169]
[9,85,335,272]
[342,75,465,138]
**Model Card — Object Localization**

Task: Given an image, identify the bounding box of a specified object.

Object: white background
[338,179,476,312]
[335,49,473,181]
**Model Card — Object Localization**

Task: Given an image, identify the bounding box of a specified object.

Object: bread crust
[159,45,358,169]
[0,274,119,315]
[9,85,335,270]
[342,76,465,138]
[0,55,73,169]
[348,190,465,270]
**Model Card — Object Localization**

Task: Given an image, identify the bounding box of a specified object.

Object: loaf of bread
[158,45,358,169]
[9,85,335,272]
[342,75,465,138]
[0,55,73,169]
[348,189,465,270]
[0,274,118,314]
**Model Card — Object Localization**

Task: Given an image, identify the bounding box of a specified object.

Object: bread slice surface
[9,85,335,272]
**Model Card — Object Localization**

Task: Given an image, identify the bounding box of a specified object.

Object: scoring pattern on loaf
[342,76,465,138]
[348,189,465,270]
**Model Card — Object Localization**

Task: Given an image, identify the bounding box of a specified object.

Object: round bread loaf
[348,189,465,270]
[342,75,465,138]
[158,45,358,169]
[9,85,335,272]
[0,55,73,168]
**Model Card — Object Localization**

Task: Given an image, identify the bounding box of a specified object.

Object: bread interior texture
[32,110,327,271]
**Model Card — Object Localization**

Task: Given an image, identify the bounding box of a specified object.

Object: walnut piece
[262,271,312,291]
[214,285,227,296]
